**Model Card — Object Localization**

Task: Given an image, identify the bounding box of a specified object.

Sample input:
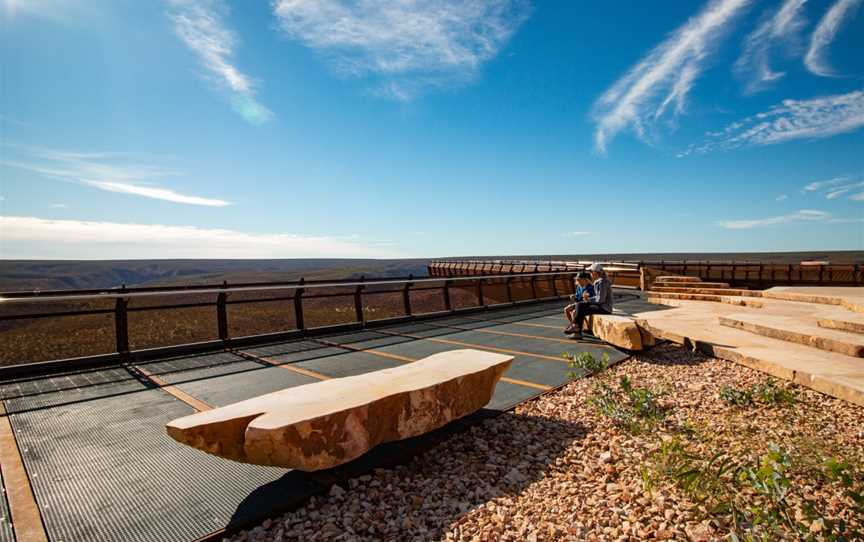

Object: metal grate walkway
[0,298,631,542]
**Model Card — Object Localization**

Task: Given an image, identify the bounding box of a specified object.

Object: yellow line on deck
[315,338,551,391]
[462,315,562,330]
[133,366,212,412]
[231,349,331,381]
[0,403,49,542]
[375,328,569,364]
[423,321,576,345]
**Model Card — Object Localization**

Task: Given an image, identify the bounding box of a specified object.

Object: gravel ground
[228,344,864,542]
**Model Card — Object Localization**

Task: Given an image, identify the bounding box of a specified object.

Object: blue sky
[1,0,862,259]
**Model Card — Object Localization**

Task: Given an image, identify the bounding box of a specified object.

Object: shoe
[564,324,577,335]
[572,331,583,340]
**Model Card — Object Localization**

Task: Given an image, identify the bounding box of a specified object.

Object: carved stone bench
[166,349,513,471]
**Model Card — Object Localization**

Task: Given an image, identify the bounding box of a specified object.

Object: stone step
[647,292,724,303]
[719,315,864,358]
[762,288,864,314]
[818,319,864,335]
[650,286,756,296]
[652,282,733,289]
[655,276,702,283]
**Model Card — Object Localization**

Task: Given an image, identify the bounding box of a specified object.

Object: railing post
[403,274,413,317]
[443,279,452,311]
[855,264,861,286]
[354,277,365,325]
[505,275,514,303]
[551,273,559,297]
[530,274,538,300]
[217,280,229,343]
[114,293,130,356]
[294,278,305,331]
[476,278,485,308]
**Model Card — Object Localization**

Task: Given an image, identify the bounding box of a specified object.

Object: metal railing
[428,259,864,288]
[0,271,581,371]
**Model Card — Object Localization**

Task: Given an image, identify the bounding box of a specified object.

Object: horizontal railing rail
[429,259,864,287]
[0,270,582,371]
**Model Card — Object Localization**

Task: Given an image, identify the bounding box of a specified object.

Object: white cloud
[718,209,862,229]
[825,181,864,199]
[804,0,862,77]
[687,89,864,153]
[775,194,788,201]
[801,175,864,200]
[592,0,750,153]
[564,231,590,237]
[804,175,851,191]
[83,181,230,206]
[271,0,530,100]
[49,203,67,208]
[1,145,231,207]
[0,216,398,259]
[168,0,273,125]
[734,0,808,93]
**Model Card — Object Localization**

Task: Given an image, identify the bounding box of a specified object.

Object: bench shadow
[226,409,587,538]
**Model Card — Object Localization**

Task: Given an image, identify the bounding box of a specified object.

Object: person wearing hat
[565,263,614,338]
[564,271,595,329]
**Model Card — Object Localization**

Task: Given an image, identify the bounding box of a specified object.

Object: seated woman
[564,271,594,330]
[565,263,614,339]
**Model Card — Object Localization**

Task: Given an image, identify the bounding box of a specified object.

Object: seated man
[565,263,614,339]
[564,272,594,331]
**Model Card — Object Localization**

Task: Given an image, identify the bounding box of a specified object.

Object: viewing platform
[1,261,862,541]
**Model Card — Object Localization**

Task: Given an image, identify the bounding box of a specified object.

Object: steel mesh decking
[0,469,13,542]
[0,299,630,542]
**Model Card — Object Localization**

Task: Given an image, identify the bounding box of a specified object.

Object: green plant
[752,379,796,406]
[589,375,665,433]
[720,379,796,408]
[720,385,754,407]
[563,351,609,379]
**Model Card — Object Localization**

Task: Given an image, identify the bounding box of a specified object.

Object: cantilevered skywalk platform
[0,297,633,542]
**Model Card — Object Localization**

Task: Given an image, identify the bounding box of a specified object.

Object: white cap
[588,263,605,273]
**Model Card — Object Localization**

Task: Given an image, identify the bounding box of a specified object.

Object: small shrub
[721,379,796,408]
[563,351,609,379]
[589,375,665,433]
[720,385,754,407]
[752,379,796,406]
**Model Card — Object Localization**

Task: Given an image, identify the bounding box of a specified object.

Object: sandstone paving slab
[719,312,864,358]
[632,292,864,407]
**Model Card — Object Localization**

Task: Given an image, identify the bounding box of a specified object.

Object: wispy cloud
[564,231,590,237]
[49,203,68,209]
[850,192,864,201]
[271,0,530,100]
[719,209,835,229]
[592,0,750,153]
[0,145,231,207]
[803,175,851,191]
[802,175,864,200]
[776,194,788,201]
[167,0,273,125]
[734,0,807,93]
[0,216,397,259]
[682,88,864,154]
[804,0,862,77]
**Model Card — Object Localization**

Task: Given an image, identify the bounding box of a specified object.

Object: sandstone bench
[167,349,512,471]
[583,313,653,351]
